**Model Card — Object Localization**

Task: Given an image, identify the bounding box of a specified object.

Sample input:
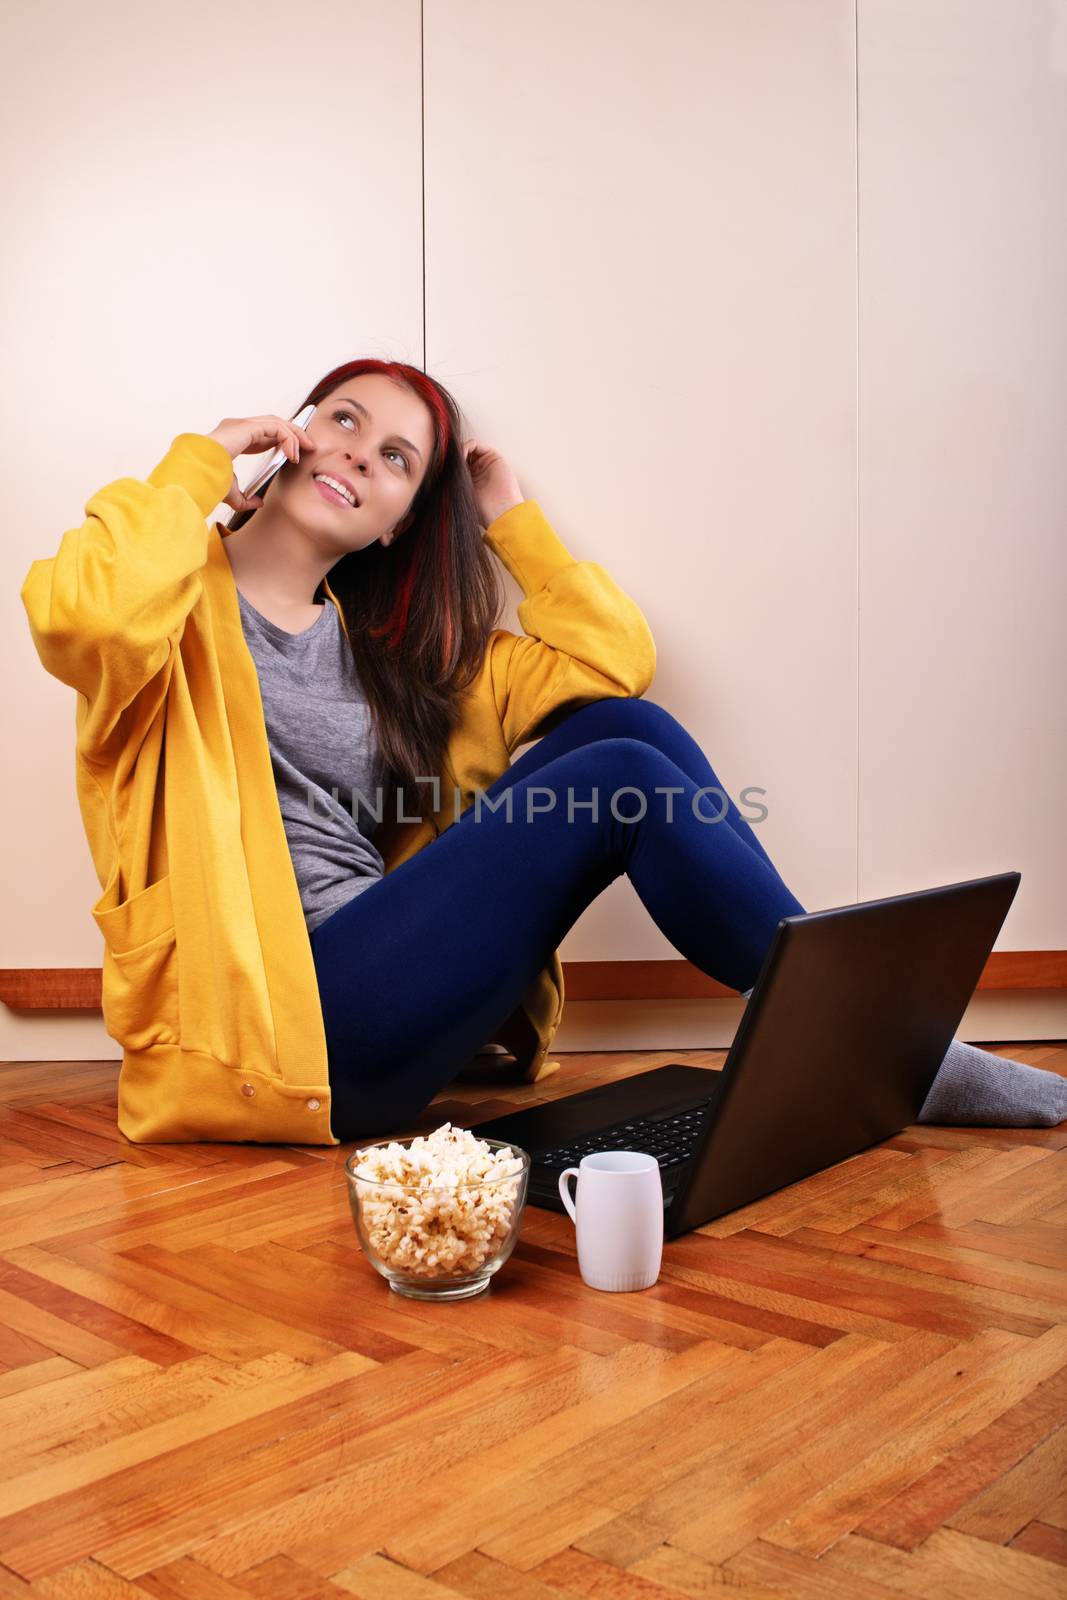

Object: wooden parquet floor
[0,1043,1065,1598]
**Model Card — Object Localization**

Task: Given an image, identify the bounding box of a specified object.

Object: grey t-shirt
[236,587,385,933]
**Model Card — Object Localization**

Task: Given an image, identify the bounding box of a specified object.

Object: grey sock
[918,1037,1067,1128]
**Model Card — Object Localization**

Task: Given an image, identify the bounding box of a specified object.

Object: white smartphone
[241,402,317,499]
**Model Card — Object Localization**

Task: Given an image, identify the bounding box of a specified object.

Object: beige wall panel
[4,2,1060,1063]
[0,0,423,1060]
[857,0,1067,961]
[554,989,1067,1052]
[424,0,861,966]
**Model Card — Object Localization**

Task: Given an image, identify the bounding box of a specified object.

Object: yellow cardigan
[21,434,656,1145]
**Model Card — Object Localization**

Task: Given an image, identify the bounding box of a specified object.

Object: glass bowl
[343,1135,531,1300]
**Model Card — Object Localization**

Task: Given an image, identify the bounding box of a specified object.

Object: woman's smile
[313,476,359,509]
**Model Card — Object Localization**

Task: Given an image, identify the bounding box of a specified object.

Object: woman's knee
[562,735,680,815]
[563,696,686,748]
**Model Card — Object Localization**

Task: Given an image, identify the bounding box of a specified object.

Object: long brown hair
[226,359,504,833]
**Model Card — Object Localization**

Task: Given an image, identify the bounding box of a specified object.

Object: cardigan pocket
[92,871,180,1049]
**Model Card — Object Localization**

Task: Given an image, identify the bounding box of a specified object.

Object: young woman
[22,358,1065,1145]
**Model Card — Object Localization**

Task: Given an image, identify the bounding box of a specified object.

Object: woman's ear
[386,509,414,545]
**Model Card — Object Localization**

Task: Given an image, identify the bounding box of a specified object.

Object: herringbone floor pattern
[0,1043,1065,1598]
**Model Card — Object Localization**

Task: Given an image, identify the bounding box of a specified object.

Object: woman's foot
[918,1038,1067,1127]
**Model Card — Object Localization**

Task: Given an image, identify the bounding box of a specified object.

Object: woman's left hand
[462,439,524,528]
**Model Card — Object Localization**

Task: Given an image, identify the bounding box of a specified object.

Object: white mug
[558,1151,664,1292]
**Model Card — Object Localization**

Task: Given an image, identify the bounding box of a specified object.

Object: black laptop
[473,872,1021,1241]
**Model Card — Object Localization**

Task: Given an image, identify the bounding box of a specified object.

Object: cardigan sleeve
[482,499,657,753]
[20,433,234,766]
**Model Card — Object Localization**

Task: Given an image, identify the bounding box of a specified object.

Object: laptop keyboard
[533,1097,717,1180]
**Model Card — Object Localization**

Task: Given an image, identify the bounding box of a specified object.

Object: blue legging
[310,698,807,1140]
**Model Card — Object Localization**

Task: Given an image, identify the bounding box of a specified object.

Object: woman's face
[272,373,436,550]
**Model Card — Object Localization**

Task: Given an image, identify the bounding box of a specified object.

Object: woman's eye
[332,409,408,470]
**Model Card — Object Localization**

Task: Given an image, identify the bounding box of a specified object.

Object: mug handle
[558,1167,580,1222]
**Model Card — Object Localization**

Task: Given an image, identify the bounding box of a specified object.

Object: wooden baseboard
[1,951,1064,1012]
[563,951,1067,999]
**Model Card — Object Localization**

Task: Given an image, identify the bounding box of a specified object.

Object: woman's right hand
[207,415,318,514]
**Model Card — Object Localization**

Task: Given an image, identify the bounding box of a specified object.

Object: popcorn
[351,1123,525,1278]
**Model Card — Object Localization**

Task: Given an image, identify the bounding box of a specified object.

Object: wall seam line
[854,0,862,907]
[420,0,426,370]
